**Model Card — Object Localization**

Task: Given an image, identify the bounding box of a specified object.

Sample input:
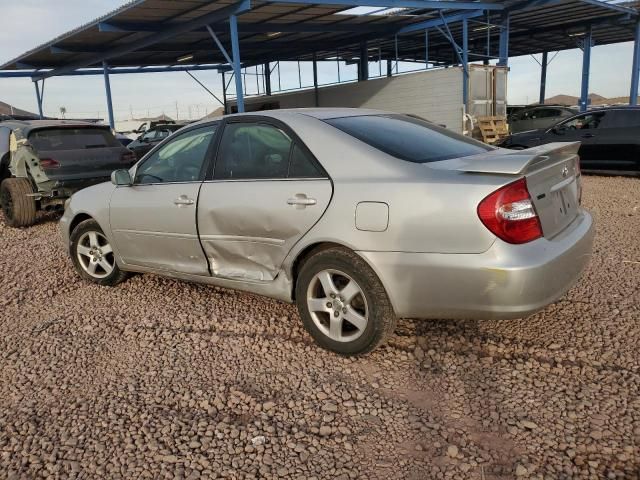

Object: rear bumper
[358,209,594,319]
[38,177,110,199]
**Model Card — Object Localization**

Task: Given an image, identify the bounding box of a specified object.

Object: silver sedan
[60,109,594,355]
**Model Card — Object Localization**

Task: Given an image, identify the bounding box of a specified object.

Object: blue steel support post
[222,72,228,114]
[580,26,593,112]
[462,18,469,110]
[229,14,244,113]
[630,20,640,106]
[312,52,319,107]
[102,61,115,129]
[498,13,509,67]
[425,29,429,68]
[539,51,548,105]
[34,81,43,119]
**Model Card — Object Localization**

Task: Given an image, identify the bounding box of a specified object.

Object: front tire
[295,247,397,355]
[70,219,128,286]
[0,178,37,227]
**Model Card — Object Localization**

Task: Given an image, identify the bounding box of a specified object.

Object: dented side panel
[197,179,332,281]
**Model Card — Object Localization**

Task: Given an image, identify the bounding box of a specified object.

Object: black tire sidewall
[69,219,126,286]
[295,249,393,355]
[1,178,37,227]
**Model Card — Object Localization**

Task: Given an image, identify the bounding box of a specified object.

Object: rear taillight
[121,151,136,164]
[39,158,60,169]
[477,178,543,244]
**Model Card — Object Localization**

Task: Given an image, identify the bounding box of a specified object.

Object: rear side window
[536,108,561,118]
[289,144,323,178]
[214,122,325,180]
[602,110,640,128]
[29,128,120,151]
[324,114,491,163]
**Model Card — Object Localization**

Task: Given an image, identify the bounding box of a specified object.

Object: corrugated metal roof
[1,0,638,73]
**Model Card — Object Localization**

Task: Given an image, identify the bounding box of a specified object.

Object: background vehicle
[0,120,135,227]
[500,106,640,174]
[115,132,134,147]
[127,123,186,159]
[508,105,577,133]
[61,109,593,355]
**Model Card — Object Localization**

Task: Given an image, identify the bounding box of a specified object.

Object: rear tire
[295,247,397,355]
[0,178,37,227]
[70,219,128,286]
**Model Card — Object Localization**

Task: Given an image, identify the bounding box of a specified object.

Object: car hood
[67,180,116,213]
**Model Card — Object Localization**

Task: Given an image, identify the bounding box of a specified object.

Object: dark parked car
[500,107,640,175]
[0,120,136,227]
[115,132,134,147]
[509,105,577,133]
[127,124,186,159]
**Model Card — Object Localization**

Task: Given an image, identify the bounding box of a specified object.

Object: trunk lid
[35,147,130,181]
[430,142,582,239]
[28,126,132,181]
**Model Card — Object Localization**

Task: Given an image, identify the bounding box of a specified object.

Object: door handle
[287,194,317,207]
[581,133,595,138]
[174,196,195,206]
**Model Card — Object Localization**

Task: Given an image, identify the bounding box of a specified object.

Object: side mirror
[111,169,132,186]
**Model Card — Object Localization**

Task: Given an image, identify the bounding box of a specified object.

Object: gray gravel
[0,175,638,480]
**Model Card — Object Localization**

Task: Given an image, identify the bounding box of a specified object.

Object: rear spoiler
[431,142,581,175]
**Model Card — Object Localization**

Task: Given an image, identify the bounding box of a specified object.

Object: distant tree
[59,106,66,119]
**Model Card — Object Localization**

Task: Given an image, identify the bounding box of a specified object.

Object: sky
[0,0,636,121]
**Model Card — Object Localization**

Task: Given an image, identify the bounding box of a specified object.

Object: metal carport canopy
[1,0,639,121]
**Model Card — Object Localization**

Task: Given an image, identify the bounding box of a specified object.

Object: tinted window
[603,110,640,128]
[536,108,561,118]
[559,112,606,130]
[214,123,292,179]
[141,130,157,141]
[135,125,216,184]
[29,128,120,151]
[325,114,491,163]
[289,144,323,178]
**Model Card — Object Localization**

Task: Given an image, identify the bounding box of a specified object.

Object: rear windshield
[325,114,492,163]
[29,128,120,151]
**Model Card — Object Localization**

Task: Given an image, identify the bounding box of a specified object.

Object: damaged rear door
[197,119,332,281]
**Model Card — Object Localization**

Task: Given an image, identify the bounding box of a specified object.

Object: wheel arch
[69,213,95,236]
[290,241,349,301]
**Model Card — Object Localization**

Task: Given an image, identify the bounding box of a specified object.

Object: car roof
[187,108,392,128]
[583,105,640,113]
[0,119,110,136]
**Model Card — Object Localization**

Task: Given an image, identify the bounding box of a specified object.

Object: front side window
[559,112,606,130]
[135,125,216,184]
[325,114,492,163]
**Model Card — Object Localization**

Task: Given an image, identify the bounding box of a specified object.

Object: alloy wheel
[306,269,368,342]
[76,231,115,279]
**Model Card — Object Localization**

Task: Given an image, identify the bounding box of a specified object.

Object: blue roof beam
[0,64,229,79]
[34,0,251,81]
[579,0,639,16]
[397,10,486,35]
[98,21,401,35]
[260,0,503,9]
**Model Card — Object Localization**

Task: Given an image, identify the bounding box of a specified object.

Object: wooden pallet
[477,116,509,144]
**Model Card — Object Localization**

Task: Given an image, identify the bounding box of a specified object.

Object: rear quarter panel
[269,113,504,270]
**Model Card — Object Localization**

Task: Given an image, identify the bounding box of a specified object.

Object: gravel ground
[0,175,638,480]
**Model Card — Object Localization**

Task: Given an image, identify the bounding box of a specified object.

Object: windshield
[29,128,120,151]
[324,114,492,163]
